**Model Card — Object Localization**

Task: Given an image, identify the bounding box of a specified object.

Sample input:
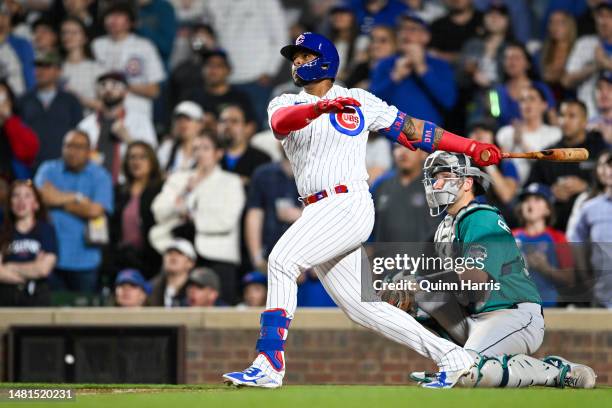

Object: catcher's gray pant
[418,292,545,356]
[266,184,474,371]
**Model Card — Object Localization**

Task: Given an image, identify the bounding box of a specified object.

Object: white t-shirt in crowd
[203,0,287,84]
[565,35,600,118]
[92,34,166,119]
[62,59,104,110]
[0,41,25,95]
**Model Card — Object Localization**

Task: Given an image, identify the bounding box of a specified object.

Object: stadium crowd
[0,0,611,309]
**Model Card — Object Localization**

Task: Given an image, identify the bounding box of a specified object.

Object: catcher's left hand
[378,275,417,316]
[379,288,415,314]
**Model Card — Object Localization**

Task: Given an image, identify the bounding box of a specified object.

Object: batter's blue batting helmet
[280,32,339,82]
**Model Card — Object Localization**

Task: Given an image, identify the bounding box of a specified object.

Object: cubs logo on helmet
[329,106,364,136]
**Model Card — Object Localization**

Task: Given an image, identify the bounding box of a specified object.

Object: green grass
[0,384,610,408]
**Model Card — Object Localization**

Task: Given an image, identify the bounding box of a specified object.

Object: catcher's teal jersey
[454,204,541,314]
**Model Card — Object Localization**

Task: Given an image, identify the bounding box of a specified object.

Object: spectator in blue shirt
[0,3,35,95]
[370,12,457,125]
[18,51,83,166]
[34,130,113,293]
[245,151,300,273]
[512,183,575,307]
[297,269,336,307]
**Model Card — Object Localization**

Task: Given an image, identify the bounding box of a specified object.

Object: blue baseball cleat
[412,364,480,389]
[419,369,472,389]
[223,366,282,389]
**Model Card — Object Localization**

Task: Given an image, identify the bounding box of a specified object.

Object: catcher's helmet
[422,151,492,216]
[280,32,339,82]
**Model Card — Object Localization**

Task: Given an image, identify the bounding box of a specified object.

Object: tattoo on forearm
[402,117,418,141]
[434,127,444,148]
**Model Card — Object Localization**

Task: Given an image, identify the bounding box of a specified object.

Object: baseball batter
[223,32,504,389]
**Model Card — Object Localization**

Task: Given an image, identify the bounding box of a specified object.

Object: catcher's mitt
[378,273,418,316]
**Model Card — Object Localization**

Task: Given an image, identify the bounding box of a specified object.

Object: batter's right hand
[314,97,361,115]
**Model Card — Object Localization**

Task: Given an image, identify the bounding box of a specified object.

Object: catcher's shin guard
[460,354,560,388]
[501,354,560,387]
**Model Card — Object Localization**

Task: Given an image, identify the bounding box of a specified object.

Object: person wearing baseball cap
[185,267,225,307]
[184,48,257,125]
[512,183,573,307]
[20,48,82,165]
[149,238,196,307]
[34,51,62,68]
[398,11,430,32]
[157,101,204,174]
[114,268,151,307]
[237,271,267,307]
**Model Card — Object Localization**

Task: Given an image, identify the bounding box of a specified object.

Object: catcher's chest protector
[434,203,499,257]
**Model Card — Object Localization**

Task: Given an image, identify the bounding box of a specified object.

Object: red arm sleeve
[436,130,475,154]
[270,103,320,138]
[3,115,40,165]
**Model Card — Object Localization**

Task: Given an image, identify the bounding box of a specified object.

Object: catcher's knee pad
[501,354,559,388]
[452,350,485,388]
[455,351,503,388]
[476,356,504,387]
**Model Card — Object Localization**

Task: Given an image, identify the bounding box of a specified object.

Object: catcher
[380,151,596,388]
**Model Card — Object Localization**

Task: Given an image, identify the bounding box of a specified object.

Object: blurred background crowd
[0,0,611,310]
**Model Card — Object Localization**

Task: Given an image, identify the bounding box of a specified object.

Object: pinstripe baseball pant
[266,184,474,371]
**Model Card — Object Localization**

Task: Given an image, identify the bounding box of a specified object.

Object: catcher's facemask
[422,151,492,217]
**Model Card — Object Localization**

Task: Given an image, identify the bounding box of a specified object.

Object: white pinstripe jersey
[268,85,399,197]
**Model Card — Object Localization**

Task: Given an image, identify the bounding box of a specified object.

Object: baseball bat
[502,148,589,162]
[481,148,589,162]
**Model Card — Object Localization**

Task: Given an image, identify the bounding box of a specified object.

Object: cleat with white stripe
[419,368,472,389]
[222,366,282,389]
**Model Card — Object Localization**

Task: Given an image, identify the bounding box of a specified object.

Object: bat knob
[480,150,491,163]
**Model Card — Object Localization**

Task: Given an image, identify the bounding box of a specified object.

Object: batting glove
[314,97,361,115]
[468,142,502,167]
